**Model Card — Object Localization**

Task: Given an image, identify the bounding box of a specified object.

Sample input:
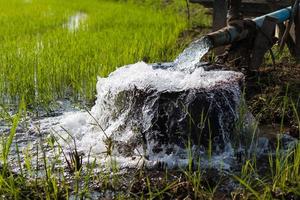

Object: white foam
[38,61,243,170]
[93,61,241,95]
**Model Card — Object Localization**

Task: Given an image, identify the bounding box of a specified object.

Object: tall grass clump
[234,94,300,199]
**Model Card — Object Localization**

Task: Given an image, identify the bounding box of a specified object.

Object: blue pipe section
[254,6,292,27]
[206,4,298,49]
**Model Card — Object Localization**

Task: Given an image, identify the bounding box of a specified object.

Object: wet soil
[245,63,300,139]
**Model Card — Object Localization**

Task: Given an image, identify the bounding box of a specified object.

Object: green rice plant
[145,176,153,199]
[181,137,214,199]
[1,112,19,170]
[184,161,204,199]
[79,147,96,199]
[268,144,300,196]
[234,95,300,199]
[291,100,300,138]
[0,102,29,199]
[54,128,83,173]
[207,119,212,163]
[0,104,14,124]
[0,100,26,173]
[41,142,58,199]
[264,45,296,65]
[23,145,33,176]
[0,0,195,107]
[279,85,289,133]
[15,143,24,178]
[233,156,278,199]
[0,173,21,199]
[85,108,114,157]
[267,97,300,197]
[144,175,178,200]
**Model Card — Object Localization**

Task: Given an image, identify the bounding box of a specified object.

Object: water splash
[173,37,212,73]
[0,38,256,171]
[37,62,246,170]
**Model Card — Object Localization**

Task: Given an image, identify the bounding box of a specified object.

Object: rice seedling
[233,93,300,199]
[0,0,194,107]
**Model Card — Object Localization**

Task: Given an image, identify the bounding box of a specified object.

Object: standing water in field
[65,12,88,31]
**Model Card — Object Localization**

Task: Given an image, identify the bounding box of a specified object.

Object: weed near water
[0,105,299,199]
[0,82,299,199]
[233,92,300,199]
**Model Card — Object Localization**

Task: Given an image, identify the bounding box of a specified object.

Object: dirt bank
[245,63,300,138]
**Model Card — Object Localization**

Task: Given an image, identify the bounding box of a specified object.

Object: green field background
[0,0,207,106]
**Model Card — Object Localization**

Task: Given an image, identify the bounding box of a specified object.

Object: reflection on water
[65,12,88,31]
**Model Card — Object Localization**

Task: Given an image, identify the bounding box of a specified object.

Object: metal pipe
[254,6,292,27]
[205,5,297,49]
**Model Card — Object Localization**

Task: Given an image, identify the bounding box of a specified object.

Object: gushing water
[23,61,248,170]
[173,37,212,72]
[1,38,259,171]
